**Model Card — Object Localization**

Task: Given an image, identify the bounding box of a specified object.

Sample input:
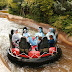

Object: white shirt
[12,33,22,42]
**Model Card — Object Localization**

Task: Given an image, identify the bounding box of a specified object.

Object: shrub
[52,15,72,36]
[0,2,7,10]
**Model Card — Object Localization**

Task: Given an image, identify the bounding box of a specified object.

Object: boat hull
[7,48,62,67]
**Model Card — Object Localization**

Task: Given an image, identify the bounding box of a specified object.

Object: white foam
[0,18,36,72]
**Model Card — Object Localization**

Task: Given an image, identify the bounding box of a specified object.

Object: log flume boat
[7,34,62,67]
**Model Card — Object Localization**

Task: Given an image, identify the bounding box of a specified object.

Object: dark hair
[23,27,27,33]
[23,27,27,30]
[11,29,14,35]
[39,27,43,31]
[49,35,53,38]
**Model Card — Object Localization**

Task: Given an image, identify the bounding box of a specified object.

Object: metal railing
[8,46,58,59]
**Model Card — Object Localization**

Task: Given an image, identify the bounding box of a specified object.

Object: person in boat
[12,29,22,47]
[48,35,55,47]
[35,27,45,38]
[23,27,34,46]
[19,37,31,54]
[23,27,30,41]
[46,28,56,41]
[34,27,45,45]
[38,37,49,54]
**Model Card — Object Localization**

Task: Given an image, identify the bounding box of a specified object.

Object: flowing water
[0,18,72,72]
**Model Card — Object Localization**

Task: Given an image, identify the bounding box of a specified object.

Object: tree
[0,0,7,10]
[38,0,54,22]
[8,0,24,15]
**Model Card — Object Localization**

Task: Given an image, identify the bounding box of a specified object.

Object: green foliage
[21,2,30,16]
[29,0,54,23]
[38,0,54,22]
[8,2,21,15]
[54,1,66,14]
[8,0,30,16]
[65,24,72,36]
[68,0,72,2]
[7,0,72,36]
[30,4,44,22]
[52,15,72,36]
[0,0,7,10]
[53,1,72,14]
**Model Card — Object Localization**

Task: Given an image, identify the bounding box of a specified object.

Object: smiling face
[15,30,18,34]
[38,29,41,33]
[25,30,27,33]
[49,29,50,32]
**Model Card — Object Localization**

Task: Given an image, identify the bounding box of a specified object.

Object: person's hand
[23,36,25,38]
[26,36,30,38]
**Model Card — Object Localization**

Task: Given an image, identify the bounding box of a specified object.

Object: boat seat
[19,37,31,55]
[39,43,49,54]
[9,34,15,48]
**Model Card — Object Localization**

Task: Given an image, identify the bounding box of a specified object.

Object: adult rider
[12,29,22,47]
[33,27,45,45]
[23,27,34,46]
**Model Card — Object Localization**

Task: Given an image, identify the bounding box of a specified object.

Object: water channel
[0,18,72,72]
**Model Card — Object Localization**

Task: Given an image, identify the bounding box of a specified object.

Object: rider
[12,29,22,47]
[46,28,56,41]
[23,27,30,41]
[48,35,55,47]
[23,27,34,46]
[34,27,45,45]
[35,27,45,38]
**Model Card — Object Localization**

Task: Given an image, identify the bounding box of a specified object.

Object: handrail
[8,47,58,59]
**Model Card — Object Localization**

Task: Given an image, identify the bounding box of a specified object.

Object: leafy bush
[52,15,72,36]
[53,1,72,14]
[54,1,66,14]
[30,4,44,22]
[65,24,72,35]
[8,3,21,15]
[0,1,7,10]
[7,0,72,36]
[8,0,30,17]
[38,0,54,22]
